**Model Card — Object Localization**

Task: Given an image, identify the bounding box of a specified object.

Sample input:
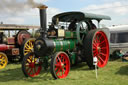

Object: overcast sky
[0,0,128,27]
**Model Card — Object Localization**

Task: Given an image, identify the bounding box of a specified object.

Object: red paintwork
[7,37,15,44]
[93,31,109,68]
[25,56,42,77]
[0,44,15,51]
[55,52,70,78]
[17,33,30,45]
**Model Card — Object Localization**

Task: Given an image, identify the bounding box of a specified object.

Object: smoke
[27,0,43,8]
[0,0,43,15]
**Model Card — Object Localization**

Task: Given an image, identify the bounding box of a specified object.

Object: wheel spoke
[99,35,103,40]
[59,70,61,76]
[100,47,107,50]
[61,68,64,76]
[98,55,105,62]
[55,67,58,71]
[1,57,5,60]
[56,69,60,75]
[25,49,31,52]
[30,68,34,75]
[28,41,31,47]
[93,39,97,45]
[100,53,106,57]
[34,66,37,73]
[96,36,100,43]
[25,64,29,67]
[57,57,62,63]
[93,40,98,47]
[26,67,31,73]
[25,44,30,49]
[27,57,32,63]
[24,52,29,55]
[31,42,33,48]
[93,51,97,56]
[93,43,97,48]
[29,56,33,63]
[55,64,61,68]
[93,50,96,53]
[99,40,105,45]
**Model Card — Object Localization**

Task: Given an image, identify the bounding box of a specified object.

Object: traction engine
[0,30,31,69]
[22,5,111,79]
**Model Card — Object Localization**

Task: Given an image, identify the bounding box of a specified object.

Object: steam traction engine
[0,28,31,69]
[22,5,111,79]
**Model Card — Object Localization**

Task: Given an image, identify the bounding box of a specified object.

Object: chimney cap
[38,5,48,9]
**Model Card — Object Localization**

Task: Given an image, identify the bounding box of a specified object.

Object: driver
[48,23,57,36]
[68,19,77,31]
[88,20,97,30]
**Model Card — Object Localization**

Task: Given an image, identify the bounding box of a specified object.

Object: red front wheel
[51,52,70,79]
[22,52,42,77]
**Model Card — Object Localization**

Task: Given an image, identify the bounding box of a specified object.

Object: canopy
[52,11,111,22]
[0,24,39,30]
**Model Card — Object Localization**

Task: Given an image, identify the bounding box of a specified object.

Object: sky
[0,0,128,27]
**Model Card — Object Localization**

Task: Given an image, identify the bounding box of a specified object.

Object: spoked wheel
[76,21,90,45]
[0,52,8,69]
[22,52,42,77]
[21,38,35,58]
[16,30,31,45]
[84,29,109,68]
[51,52,70,79]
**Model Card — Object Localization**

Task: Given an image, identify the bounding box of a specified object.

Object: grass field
[0,60,128,85]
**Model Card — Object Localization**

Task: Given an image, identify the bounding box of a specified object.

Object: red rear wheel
[51,52,70,79]
[93,31,109,68]
[22,53,42,77]
[84,29,109,68]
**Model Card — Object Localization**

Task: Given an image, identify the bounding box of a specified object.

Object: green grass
[0,61,128,85]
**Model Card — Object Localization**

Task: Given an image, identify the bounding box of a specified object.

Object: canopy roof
[0,24,39,30]
[52,11,111,22]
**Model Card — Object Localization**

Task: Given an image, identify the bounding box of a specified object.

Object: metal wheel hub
[96,46,101,53]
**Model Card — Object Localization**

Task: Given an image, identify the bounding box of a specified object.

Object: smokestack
[38,5,48,38]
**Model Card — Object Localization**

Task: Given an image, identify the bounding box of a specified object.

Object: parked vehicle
[109,25,128,60]
[22,5,111,79]
[0,25,39,69]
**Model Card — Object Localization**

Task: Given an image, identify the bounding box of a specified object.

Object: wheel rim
[93,31,109,68]
[24,39,35,56]
[54,52,70,78]
[0,53,8,69]
[24,54,41,77]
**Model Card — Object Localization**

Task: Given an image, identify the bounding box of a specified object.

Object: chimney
[38,5,48,38]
